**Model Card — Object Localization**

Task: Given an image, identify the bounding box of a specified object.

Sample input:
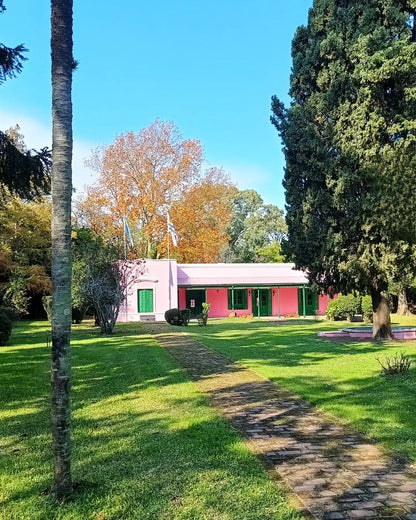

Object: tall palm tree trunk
[51,0,73,499]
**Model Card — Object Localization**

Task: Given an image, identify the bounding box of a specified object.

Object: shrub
[165,308,190,326]
[1,306,21,321]
[377,352,411,376]
[198,302,211,326]
[361,295,373,323]
[0,308,13,345]
[325,294,360,321]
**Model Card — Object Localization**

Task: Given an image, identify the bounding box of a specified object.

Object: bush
[377,352,411,376]
[165,308,190,326]
[325,294,360,321]
[198,303,211,326]
[1,306,21,321]
[361,295,373,323]
[0,308,13,345]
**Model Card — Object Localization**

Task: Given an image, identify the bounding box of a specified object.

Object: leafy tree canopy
[272,0,416,338]
[221,189,287,262]
[75,120,235,262]
[72,228,144,334]
[0,192,51,314]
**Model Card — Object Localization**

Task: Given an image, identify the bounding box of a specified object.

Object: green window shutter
[138,289,153,312]
[242,289,247,309]
[229,289,248,310]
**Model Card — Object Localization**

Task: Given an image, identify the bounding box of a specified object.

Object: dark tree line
[272,0,416,339]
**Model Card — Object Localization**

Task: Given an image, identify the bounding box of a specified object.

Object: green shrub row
[326,294,373,322]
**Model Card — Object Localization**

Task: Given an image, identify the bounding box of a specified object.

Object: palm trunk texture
[51,0,73,499]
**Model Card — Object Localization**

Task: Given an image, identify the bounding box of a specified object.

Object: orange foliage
[159,179,236,262]
[75,120,235,261]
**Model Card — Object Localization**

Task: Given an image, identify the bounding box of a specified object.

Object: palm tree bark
[51,0,73,499]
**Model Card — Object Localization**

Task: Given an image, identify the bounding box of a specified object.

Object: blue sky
[1,1,313,209]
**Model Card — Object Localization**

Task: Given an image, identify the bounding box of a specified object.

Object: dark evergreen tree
[272,0,416,339]
[0,3,51,199]
[0,131,51,198]
[0,1,27,84]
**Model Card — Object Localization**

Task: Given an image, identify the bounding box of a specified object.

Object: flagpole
[167,214,171,309]
[167,215,170,261]
[123,215,127,260]
[123,215,128,321]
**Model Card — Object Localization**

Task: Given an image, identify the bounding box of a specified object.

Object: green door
[252,289,272,317]
[298,288,318,316]
[186,289,206,318]
[137,289,154,313]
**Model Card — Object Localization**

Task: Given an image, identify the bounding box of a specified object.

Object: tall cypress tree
[272,0,416,339]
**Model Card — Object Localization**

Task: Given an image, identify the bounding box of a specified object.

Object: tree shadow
[1,321,300,519]
[158,335,416,518]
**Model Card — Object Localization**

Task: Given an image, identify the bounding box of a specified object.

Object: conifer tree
[0,3,51,199]
[272,0,416,339]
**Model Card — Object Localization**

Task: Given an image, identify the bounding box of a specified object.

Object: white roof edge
[177,263,297,268]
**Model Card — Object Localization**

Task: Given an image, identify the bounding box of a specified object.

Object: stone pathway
[155,331,416,520]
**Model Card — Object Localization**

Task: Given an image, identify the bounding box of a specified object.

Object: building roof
[177,263,308,288]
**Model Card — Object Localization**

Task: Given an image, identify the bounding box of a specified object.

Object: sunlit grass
[187,315,416,461]
[0,320,299,520]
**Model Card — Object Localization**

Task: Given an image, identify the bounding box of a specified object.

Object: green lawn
[0,320,299,520]
[186,315,416,462]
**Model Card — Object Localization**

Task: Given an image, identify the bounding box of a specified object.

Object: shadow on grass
[156,332,416,517]
[180,318,416,369]
[1,321,299,520]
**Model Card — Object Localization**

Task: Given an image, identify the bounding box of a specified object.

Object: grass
[0,320,300,520]
[186,315,416,461]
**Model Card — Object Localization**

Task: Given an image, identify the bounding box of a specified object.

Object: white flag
[168,216,178,247]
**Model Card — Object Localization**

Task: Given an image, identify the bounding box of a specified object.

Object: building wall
[179,286,304,318]
[207,288,228,317]
[271,287,299,316]
[119,260,334,322]
[319,294,329,315]
[118,259,177,322]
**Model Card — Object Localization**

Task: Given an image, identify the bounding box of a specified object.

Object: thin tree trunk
[397,286,409,316]
[371,287,393,340]
[51,0,73,499]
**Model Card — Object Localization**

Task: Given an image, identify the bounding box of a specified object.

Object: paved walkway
[155,331,416,520]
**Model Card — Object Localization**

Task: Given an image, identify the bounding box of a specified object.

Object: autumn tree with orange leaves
[75,120,235,262]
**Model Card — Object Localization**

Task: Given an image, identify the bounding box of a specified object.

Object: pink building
[119,259,331,322]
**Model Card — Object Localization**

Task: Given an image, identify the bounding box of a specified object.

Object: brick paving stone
[348,510,377,518]
[155,330,416,520]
